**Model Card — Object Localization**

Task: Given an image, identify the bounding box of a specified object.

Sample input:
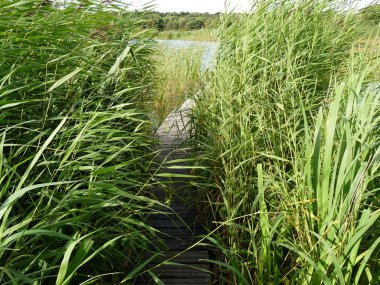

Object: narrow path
[137,98,210,284]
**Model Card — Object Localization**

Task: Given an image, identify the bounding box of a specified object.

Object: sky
[126,0,377,13]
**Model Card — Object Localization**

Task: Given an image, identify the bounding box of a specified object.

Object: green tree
[186,19,205,30]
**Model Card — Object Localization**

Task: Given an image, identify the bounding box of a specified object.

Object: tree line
[139,11,221,31]
[133,4,380,32]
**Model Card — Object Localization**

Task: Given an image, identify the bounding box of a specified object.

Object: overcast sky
[126,0,377,13]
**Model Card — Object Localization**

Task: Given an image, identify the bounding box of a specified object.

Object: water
[156,39,218,72]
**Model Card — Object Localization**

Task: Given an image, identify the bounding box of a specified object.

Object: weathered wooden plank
[136,98,209,285]
[159,250,209,261]
[137,277,211,285]
[152,268,210,278]
[151,239,193,250]
[156,278,210,285]
[150,220,203,230]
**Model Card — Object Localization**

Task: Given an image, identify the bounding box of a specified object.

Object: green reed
[0,1,165,284]
[193,1,380,284]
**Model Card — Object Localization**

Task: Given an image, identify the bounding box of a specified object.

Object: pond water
[156,39,218,72]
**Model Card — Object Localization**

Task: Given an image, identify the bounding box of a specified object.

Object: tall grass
[193,0,380,284]
[152,44,203,124]
[0,1,163,283]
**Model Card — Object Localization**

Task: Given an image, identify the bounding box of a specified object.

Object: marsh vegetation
[192,1,380,284]
[0,0,379,284]
[0,1,161,283]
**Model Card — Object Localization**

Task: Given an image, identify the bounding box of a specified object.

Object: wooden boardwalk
[136,99,210,285]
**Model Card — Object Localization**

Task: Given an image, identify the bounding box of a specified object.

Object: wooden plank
[150,220,203,230]
[156,278,210,285]
[160,250,209,261]
[137,98,209,285]
[136,277,210,285]
[154,237,204,246]
[152,269,210,278]
[155,230,203,239]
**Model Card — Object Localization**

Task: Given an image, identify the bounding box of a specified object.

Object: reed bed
[152,44,203,124]
[0,1,163,283]
[193,0,380,284]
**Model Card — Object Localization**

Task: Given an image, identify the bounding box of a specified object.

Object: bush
[186,19,206,30]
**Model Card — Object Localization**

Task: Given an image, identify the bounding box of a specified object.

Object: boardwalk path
[137,98,210,284]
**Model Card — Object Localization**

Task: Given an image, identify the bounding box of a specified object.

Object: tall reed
[193,0,380,283]
[0,1,162,283]
[152,44,203,124]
